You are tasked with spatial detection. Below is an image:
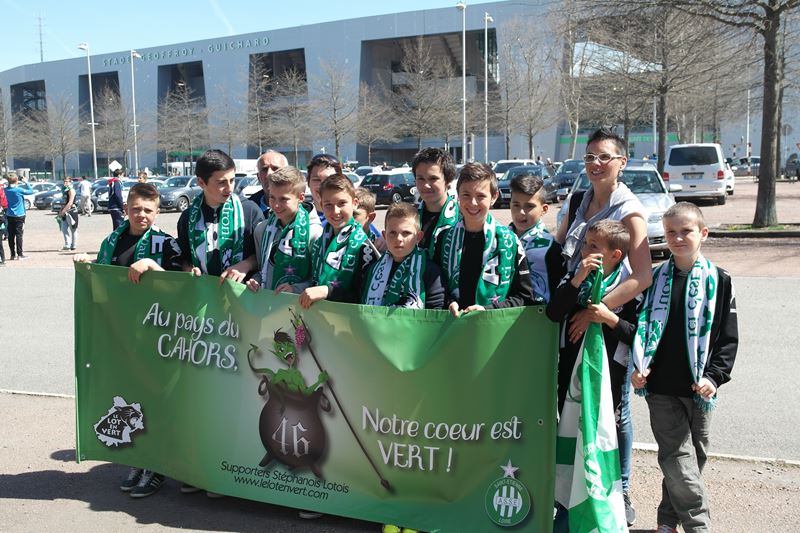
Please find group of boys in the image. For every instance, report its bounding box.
[76,134,737,533]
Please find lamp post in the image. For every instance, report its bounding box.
[130,50,141,175]
[78,42,98,181]
[457,1,467,164]
[484,12,493,164]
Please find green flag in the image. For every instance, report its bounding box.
[555,265,627,532]
[74,263,558,532]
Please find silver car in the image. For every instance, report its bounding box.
[556,165,682,256]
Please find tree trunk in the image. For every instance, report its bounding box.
[569,117,579,160]
[753,7,780,227]
[528,131,534,159]
[657,88,668,174]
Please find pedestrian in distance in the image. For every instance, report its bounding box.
[631,202,738,533]
[79,176,93,216]
[58,176,79,251]
[3,174,34,260]
[108,169,126,230]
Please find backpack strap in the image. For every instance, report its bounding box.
[567,190,586,229]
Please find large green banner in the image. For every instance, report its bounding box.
[74,263,557,532]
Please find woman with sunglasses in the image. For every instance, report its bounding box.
[553,127,651,528]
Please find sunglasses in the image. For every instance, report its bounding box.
[583,153,624,164]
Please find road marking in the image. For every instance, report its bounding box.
[634,442,800,467]
[0,388,74,399]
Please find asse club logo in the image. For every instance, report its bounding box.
[485,460,532,527]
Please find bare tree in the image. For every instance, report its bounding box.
[158,84,209,173]
[14,96,79,178]
[248,59,275,155]
[211,83,245,155]
[269,67,312,166]
[0,90,10,173]
[94,85,133,171]
[392,38,453,150]
[356,81,400,165]
[501,19,560,159]
[310,60,358,161]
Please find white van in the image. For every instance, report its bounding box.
[662,143,727,205]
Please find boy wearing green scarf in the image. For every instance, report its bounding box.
[176,149,264,282]
[246,166,322,293]
[441,162,534,317]
[412,147,459,266]
[299,174,378,308]
[631,203,738,533]
[361,202,445,309]
[545,219,639,526]
[73,182,182,498]
[508,173,564,304]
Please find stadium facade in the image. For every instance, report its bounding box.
[0,0,782,176]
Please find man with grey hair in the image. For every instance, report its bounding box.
[249,150,289,217]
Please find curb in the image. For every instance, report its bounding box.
[633,442,800,467]
[708,229,800,238]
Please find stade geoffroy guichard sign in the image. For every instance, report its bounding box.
[101,35,270,67]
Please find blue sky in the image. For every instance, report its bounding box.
[1,0,468,72]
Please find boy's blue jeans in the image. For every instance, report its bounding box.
[617,361,633,493]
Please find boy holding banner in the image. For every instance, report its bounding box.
[361,202,445,309]
[441,162,534,317]
[631,202,738,533]
[246,166,322,293]
[412,147,459,266]
[547,219,639,527]
[176,149,264,282]
[299,174,379,308]
[73,182,183,498]
[508,173,564,304]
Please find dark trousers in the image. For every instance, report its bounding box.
[7,215,25,256]
[109,209,124,230]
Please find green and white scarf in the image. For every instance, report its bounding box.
[556,265,628,532]
[419,195,459,259]
[631,254,719,411]
[259,208,312,290]
[96,220,168,266]
[442,213,518,306]
[517,220,556,303]
[311,218,369,289]
[362,247,426,308]
[187,193,244,273]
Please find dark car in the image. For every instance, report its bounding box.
[497,165,556,206]
[548,159,585,201]
[360,170,416,205]
[34,189,62,210]
[158,176,202,211]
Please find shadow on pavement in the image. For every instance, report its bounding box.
[0,461,374,532]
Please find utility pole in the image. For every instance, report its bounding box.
[38,15,45,62]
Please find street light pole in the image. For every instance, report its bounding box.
[78,42,98,181]
[130,50,141,175]
[484,12,493,164]
[457,1,467,164]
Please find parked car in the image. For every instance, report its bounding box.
[95,180,139,211]
[360,169,416,205]
[344,172,363,188]
[661,143,728,205]
[354,165,383,178]
[733,156,760,179]
[34,189,62,210]
[158,176,202,211]
[556,165,681,257]
[785,154,800,179]
[28,182,60,209]
[550,159,585,201]
[239,177,262,199]
[497,165,555,207]
[492,159,537,180]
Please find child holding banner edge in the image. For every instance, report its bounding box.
[360,202,445,310]
[299,174,379,308]
[546,219,639,528]
[246,166,322,294]
[441,162,535,317]
[631,202,738,533]
[73,182,183,498]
